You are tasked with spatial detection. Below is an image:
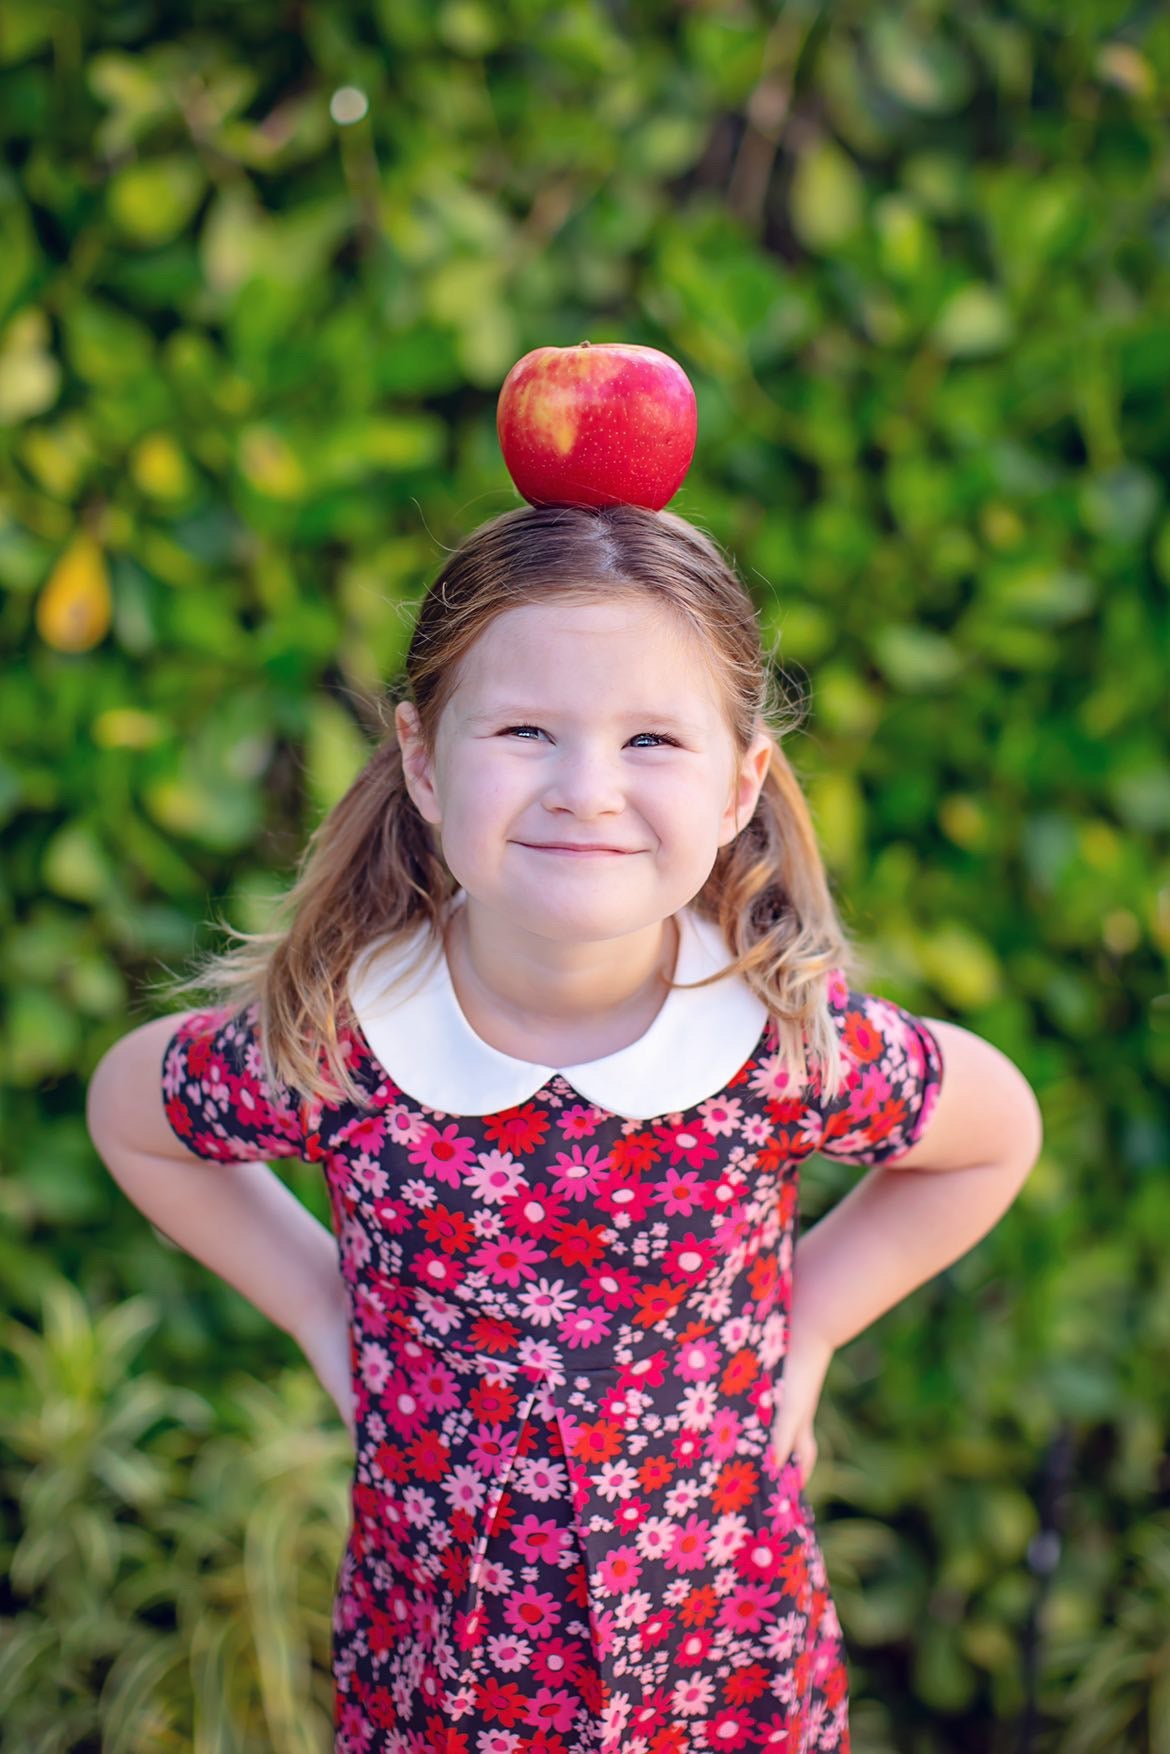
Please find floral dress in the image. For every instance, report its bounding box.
[161,899,944,1754]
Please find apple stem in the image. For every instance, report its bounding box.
[581,340,590,347]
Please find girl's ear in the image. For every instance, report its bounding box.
[720,725,774,845]
[394,701,443,826]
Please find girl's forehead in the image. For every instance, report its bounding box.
[456,610,715,700]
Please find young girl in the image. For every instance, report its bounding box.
[88,502,1042,1754]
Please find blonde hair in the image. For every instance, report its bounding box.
[152,503,862,1113]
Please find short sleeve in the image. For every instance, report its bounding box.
[160,1001,306,1163]
[814,969,945,1165]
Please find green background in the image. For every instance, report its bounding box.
[2,2,1168,1749]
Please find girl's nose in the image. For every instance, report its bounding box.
[540,752,628,814]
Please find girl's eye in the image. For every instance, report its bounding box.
[502,725,677,748]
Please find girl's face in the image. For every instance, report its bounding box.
[396,595,773,941]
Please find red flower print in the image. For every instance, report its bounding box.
[482,1103,552,1156]
[572,1417,623,1466]
[468,1376,519,1423]
[636,1453,675,1492]
[712,1458,759,1513]
[419,1202,476,1254]
[549,1218,608,1270]
[468,1312,522,1354]
[608,1130,663,1172]
[721,1347,761,1397]
[407,1427,451,1480]
[473,1675,528,1726]
[632,1279,687,1327]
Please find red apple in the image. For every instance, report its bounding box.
[496,341,697,511]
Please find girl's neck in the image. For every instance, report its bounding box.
[442,898,681,1067]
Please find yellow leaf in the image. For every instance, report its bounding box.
[35,533,112,653]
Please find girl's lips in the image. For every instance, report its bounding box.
[519,843,631,855]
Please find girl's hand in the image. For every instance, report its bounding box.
[296,1289,356,1445]
[770,1317,835,1491]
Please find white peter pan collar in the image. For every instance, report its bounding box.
[346,889,769,1121]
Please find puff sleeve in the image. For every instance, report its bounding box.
[814,968,945,1165]
[160,1001,307,1162]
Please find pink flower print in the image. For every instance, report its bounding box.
[665,1514,710,1572]
[696,1092,745,1137]
[670,1671,717,1712]
[514,1453,570,1502]
[748,1047,800,1104]
[633,1514,674,1563]
[470,1232,548,1288]
[517,1276,576,1328]
[351,1158,390,1198]
[469,1422,518,1479]
[653,1121,719,1171]
[651,1166,703,1216]
[485,1632,531,1672]
[466,1149,526,1204]
[503,1582,561,1639]
[380,1103,430,1146]
[596,1169,654,1223]
[736,1527,792,1581]
[358,1340,392,1396]
[408,1121,478,1187]
[703,1405,744,1461]
[558,1303,613,1349]
[556,1102,604,1139]
[510,1513,573,1568]
[548,1142,612,1199]
[442,1463,489,1517]
[663,1232,714,1282]
[525,1685,579,1733]
[597,1544,643,1595]
[674,1336,720,1383]
[741,1109,775,1146]
[717,1580,782,1635]
[335,1108,391,1159]
[410,1354,459,1424]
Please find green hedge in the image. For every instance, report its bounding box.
[2,2,1168,1749]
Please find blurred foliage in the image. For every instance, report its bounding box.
[1,0,1168,1749]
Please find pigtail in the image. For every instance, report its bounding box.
[150,715,454,1115]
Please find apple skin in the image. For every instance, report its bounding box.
[497,341,697,511]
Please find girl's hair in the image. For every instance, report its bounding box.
[152,503,862,1114]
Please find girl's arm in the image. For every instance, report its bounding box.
[86,1012,344,1361]
[791,1018,1044,1353]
